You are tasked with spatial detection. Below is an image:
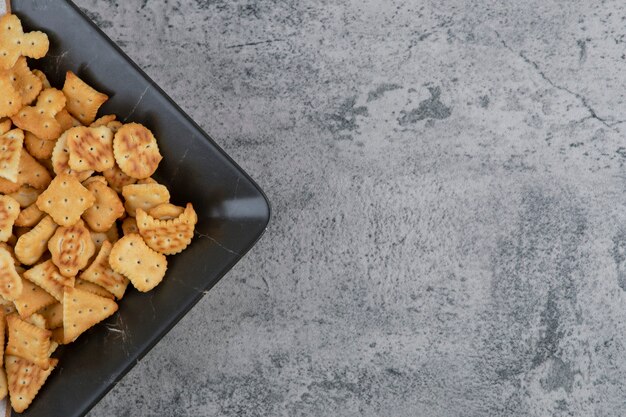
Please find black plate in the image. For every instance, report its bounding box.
[9,1,270,416]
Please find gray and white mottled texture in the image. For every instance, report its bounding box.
[71,0,626,416]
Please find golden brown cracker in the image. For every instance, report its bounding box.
[82,175,107,187]
[121,183,170,217]
[0,117,11,134]
[90,223,119,253]
[90,114,116,127]
[0,247,23,301]
[0,57,42,106]
[17,148,52,190]
[11,88,66,140]
[113,123,162,179]
[80,240,129,299]
[74,278,115,300]
[67,125,115,172]
[136,203,197,255]
[14,215,58,266]
[51,131,94,181]
[109,234,167,292]
[0,76,21,118]
[82,181,124,232]
[0,195,19,242]
[62,71,108,125]
[54,107,81,132]
[14,203,45,227]
[5,314,51,370]
[0,296,17,316]
[25,313,46,329]
[36,173,95,227]
[102,163,136,193]
[8,185,40,208]
[23,131,55,160]
[6,355,57,413]
[0,14,49,70]
[121,217,138,236]
[31,69,50,89]
[14,277,58,319]
[23,260,74,302]
[0,243,18,267]
[36,303,62,329]
[147,203,185,220]
[48,220,95,277]
[0,128,23,182]
[63,285,118,343]
[107,120,123,133]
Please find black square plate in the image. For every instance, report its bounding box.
[9,1,270,416]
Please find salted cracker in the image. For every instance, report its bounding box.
[136,203,197,255]
[63,286,118,343]
[0,195,20,242]
[0,14,49,70]
[14,277,57,319]
[113,123,162,179]
[24,131,56,160]
[51,132,94,181]
[6,314,52,370]
[109,234,167,292]
[0,57,42,106]
[0,128,24,182]
[36,173,96,227]
[0,247,23,301]
[24,260,74,302]
[8,185,40,208]
[67,125,115,172]
[36,302,63,329]
[121,182,170,217]
[14,203,45,227]
[6,355,57,413]
[11,88,66,140]
[62,71,108,125]
[80,240,129,299]
[14,215,58,266]
[102,163,136,192]
[82,180,124,232]
[74,278,115,300]
[48,220,95,277]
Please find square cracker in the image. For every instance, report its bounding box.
[6,314,52,370]
[36,173,95,227]
[121,183,170,217]
[109,234,167,292]
[0,57,43,106]
[67,125,115,172]
[62,71,108,125]
[14,276,57,319]
[0,128,24,182]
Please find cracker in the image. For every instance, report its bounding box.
[9,185,40,208]
[32,69,50,89]
[48,220,95,277]
[0,243,18,266]
[0,247,23,301]
[102,163,136,193]
[0,195,20,242]
[0,128,23,182]
[24,260,74,302]
[55,108,81,132]
[107,120,123,133]
[121,217,138,236]
[6,355,57,413]
[0,367,6,402]
[0,117,11,134]
[121,183,170,217]
[17,148,52,189]
[74,279,115,300]
[24,131,55,160]
[82,181,124,232]
[82,175,107,187]
[11,88,66,140]
[90,114,116,127]
[62,71,108,125]
[147,203,185,220]
[109,234,167,292]
[51,132,94,181]
[0,177,20,194]
[37,303,63,329]
[0,14,49,70]
[80,240,129,299]
[14,215,58,266]
[137,177,158,185]
[14,278,57,319]
[36,173,95,227]
[6,314,51,370]
[63,286,118,343]
[0,76,21,117]
[113,123,162,179]
[0,296,17,316]
[90,223,119,253]
[25,313,46,329]
[136,203,197,255]
[14,203,45,227]
[1,57,42,106]
[67,125,115,172]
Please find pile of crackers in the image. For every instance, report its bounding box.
[0,13,197,412]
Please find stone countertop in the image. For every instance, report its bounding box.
[72,1,626,416]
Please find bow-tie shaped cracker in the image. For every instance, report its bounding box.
[11,88,66,140]
[0,14,49,70]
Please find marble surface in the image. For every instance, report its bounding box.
[59,0,626,416]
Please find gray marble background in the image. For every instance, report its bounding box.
[66,0,626,416]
